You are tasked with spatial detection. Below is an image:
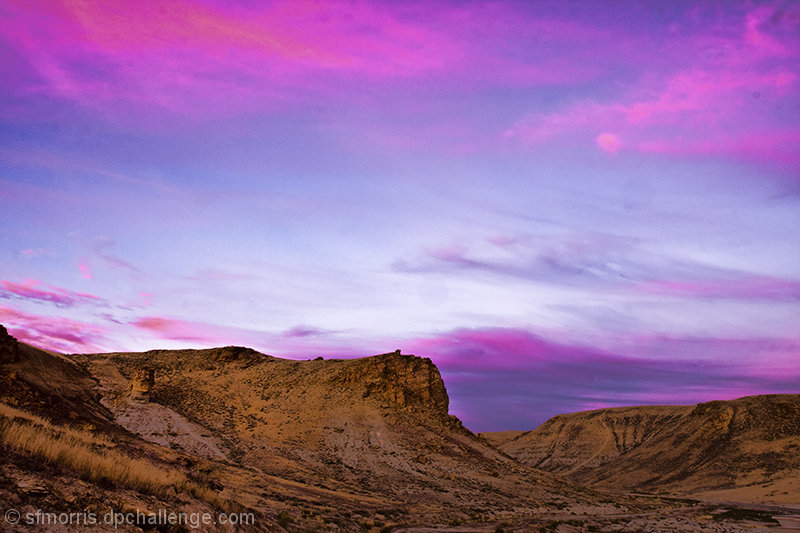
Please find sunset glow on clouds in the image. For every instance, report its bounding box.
[1,0,799,431]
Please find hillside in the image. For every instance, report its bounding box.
[2,323,795,531]
[483,395,800,504]
[72,345,593,524]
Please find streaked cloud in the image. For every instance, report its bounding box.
[130,316,219,343]
[394,233,800,302]
[0,279,103,308]
[503,3,800,169]
[409,327,800,431]
[0,307,109,353]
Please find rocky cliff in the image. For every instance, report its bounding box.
[340,351,450,414]
[0,324,20,364]
[0,325,110,427]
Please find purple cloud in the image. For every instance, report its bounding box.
[639,277,800,301]
[395,233,800,302]
[407,327,800,432]
[503,3,800,170]
[0,306,110,353]
[130,316,219,343]
[0,279,103,308]
[282,325,326,338]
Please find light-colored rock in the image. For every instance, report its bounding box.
[125,367,154,403]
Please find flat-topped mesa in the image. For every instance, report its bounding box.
[0,324,20,364]
[340,351,449,415]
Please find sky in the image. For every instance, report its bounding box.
[1,0,799,432]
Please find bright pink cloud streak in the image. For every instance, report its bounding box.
[131,316,221,343]
[640,277,800,301]
[0,0,606,121]
[0,279,102,307]
[504,5,800,169]
[0,0,456,116]
[406,327,800,431]
[0,306,109,353]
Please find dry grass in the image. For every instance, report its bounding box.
[0,403,225,508]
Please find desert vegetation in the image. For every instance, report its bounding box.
[0,402,225,509]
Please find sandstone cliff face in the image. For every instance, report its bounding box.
[0,324,20,364]
[340,351,449,414]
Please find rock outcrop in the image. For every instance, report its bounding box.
[341,351,450,414]
[125,367,154,403]
[0,324,20,364]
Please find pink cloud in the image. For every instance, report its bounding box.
[0,0,610,123]
[596,132,622,154]
[88,238,142,277]
[78,258,92,279]
[282,325,326,339]
[504,4,800,169]
[0,0,458,117]
[0,279,103,307]
[405,327,800,431]
[0,306,109,353]
[130,316,217,342]
[639,276,800,301]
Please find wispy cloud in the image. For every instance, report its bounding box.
[19,248,52,259]
[0,0,461,118]
[88,237,142,278]
[640,276,800,301]
[282,325,327,338]
[130,316,218,343]
[0,1,621,126]
[78,258,92,280]
[0,279,103,307]
[0,306,110,353]
[394,233,800,302]
[503,4,800,169]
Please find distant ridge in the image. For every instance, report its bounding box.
[481,394,800,504]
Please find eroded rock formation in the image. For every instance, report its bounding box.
[341,351,449,414]
[126,367,155,403]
